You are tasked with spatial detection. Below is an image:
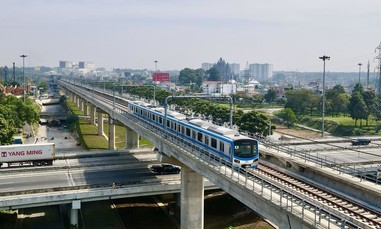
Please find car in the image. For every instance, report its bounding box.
[12,136,23,144]
[351,138,371,146]
[150,164,181,175]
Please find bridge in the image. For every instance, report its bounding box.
[9,79,378,229]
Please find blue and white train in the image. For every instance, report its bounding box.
[127,101,259,168]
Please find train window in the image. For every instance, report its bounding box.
[186,128,191,137]
[234,140,256,158]
[152,114,155,121]
[220,142,225,152]
[192,130,196,139]
[197,132,203,142]
[172,122,176,130]
[181,126,185,134]
[211,138,217,149]
[159,117,162,124]
[177,124,181,132]
[167,120,170,128]
[205,136,209,145]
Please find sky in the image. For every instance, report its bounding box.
[1,0,380,72]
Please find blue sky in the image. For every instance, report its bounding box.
[1,0,380,72]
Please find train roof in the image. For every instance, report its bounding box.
[152,107,187,120]
[188,118,238,136]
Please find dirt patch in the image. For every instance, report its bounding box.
[275,125,322,139]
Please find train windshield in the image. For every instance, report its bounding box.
[233,139,258,158]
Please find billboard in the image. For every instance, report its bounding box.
[152,73,170,82]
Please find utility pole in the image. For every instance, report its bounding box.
[375,42,381,96]
[367,60,370,90]
[154,60,158,72]
[358,63,362,85]
[20,54,27,103]
[319,55,330,137]
[12,63,15,83]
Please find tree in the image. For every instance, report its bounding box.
[352,83,364,95]
[0,113,15,144]
[279,108,297,127]
[213,58,232,81]
[348,92,368,127]
[264,89,277,103]
[361,90,377,126]
[206,67,221,81]
[194,68,205,87]
[178,68,196,85]
[332,85,345,94]
[285,90,319,116]
[237,111,271,136]
[37,81,49,93]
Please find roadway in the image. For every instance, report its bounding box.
[0,153,171,194]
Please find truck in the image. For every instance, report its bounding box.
[351,138,371,146]
[0,143,55,168]
[149,164,181,175]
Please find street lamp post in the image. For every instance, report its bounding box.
[319,55,330,137]
[358,63,362,85]
[20,54,27,103]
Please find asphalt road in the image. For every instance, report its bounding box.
[0,154,168,193]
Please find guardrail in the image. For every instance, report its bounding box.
[256,135,381,184]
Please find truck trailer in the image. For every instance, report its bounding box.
[0,143,55,167]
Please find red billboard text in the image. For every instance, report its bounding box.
[152,73,170,82]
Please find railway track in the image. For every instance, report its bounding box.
[254,163,381,228]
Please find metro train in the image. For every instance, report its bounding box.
[127,101,259,168]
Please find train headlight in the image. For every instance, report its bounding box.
[234,159,240,163]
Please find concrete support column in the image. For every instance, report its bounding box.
[76,97,80,107]
[90,105,96,125]
[97,112,104,136]
[83,102,88,116]
[79,99,84,112]
[108,117,116,150]
[70,200,81,228]
[181,165,204,229]
[72,94,76,103]
[125,126,139,149]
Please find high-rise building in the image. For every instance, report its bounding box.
[249,63,273,81]
[228,63,240,75]
[79,61,95,70]
[201,63,214,71]
[59,61,74,69]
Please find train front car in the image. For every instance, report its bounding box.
[232,136,259,168]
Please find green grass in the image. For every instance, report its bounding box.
[66,99,153,150]
[299,114,381,136]
[312,115,379,127]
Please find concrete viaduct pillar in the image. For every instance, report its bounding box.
[76,97,80,107]
[90,104,96,125]
[83,101,88,116]
[72,94,76,103]
[70,200,81,228]
[125,126,139,149]
[97,112,104,136]
[79,99,84,112]
[181,165,204,229]
[108,117,116,150]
